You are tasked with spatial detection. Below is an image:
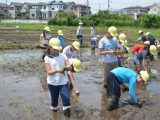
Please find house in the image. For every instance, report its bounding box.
[41,0,66,19]
[121,6,149,19]
[8,2,22,19]
[148,3,160,15]
[73,4,91,17]
[30,2,45,19]
[64,2,91,17]
[0,3,9,17]
[64,2,75,13]
[20,2,33,19]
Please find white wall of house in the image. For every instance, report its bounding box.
[148,6,160,15]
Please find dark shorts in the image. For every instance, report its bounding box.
[77,35,83,39]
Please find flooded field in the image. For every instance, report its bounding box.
[0,48,160,120]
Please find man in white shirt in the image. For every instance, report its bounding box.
[76,22,83,45]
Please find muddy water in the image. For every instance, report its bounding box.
[0,48,160,120]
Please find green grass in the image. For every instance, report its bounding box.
[1,22,160,49]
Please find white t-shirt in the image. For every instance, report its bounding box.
[63,46,77,58]
[76,26,82,35]
[44,53,68,85]
[40,33,51,47]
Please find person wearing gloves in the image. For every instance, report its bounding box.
[44,38,71,117]
[57,30,65,50]
[106,67,150,111]
[66,58,81,95]
[63,41,80,58]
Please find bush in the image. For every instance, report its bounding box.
[139,14,160,28]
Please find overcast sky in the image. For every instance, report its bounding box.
[1,0,159,13]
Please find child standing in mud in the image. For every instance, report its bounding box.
[63,41,80,58]
[106,67,149,111]
[90,35,98,55]
[67,58,81,95]
[40,26,51,60]
[44,38,71,117]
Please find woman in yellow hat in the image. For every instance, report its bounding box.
[44,38,71,117]
[40,26,51,60]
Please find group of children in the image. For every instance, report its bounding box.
[39,25,159,117]
[98,26,159,111]
[40,26,82,117]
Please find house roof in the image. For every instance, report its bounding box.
[151,3,160,8]
[47,0,66,5]
[22,2,34,6]
[10,2,22,7]
[65,2,75,6]
[32,2,45,6]
[0,3,8,7]
[74,4,90,8]
[123,6,144,9]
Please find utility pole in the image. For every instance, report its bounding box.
[87,0,89,7]
[99,3,100,12]
[107,0,110,11]
[6,0,7,4]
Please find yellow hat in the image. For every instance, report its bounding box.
[157,45,160,50]
[146,32,150,36]
[79,22,83,25]
[72,41,80,50]
[73,59,81,72]
[44,26,50,32]
[108,26,118,37]
[49,38,62,51]
[57,30,63,35]
[140,71,149,83]
[150,45,157,55]
[143,41,150,45]
[138,30,143,34]
[119,33,126,41]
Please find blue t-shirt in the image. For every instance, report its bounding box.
[99,37,118,63]
[111,67,138,102]
[91,37,97,45]
[136,50,147,59]
[58,36,65,50]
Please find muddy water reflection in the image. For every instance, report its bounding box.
[1,48,160,120]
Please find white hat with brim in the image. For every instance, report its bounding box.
[146,32,150,36]
[140,71,149,83]
[138,30,143,35]
[79,22,83,25]
[44,27,50,32]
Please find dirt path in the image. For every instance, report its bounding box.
[0,48,160,120]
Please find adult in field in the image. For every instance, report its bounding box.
[76,22,83,45]
[98,26,119,88]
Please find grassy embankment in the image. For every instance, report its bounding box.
[0,22,160,49]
